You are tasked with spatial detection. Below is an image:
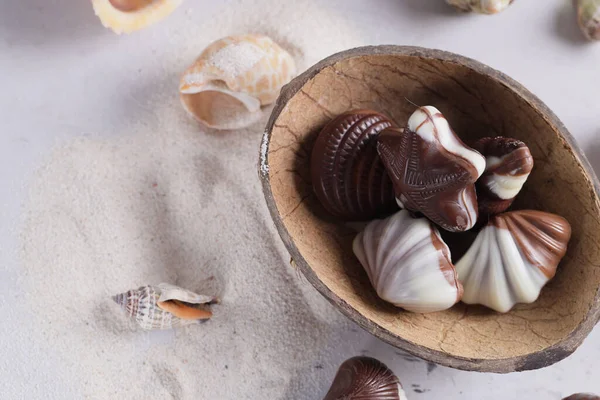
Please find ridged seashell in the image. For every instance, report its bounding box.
[472,136,534,216]
[311,110,398,220]
[112,283,216,330]
[92,0,183,34]
[456,210,571,313]
[353,210,463,313]
[323,357,407,400]
[564,394,600,400]
[577,0,600,40]
[179,34,296,130]
[446,0,515,14]
[377,106,486,232]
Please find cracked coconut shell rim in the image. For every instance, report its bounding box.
[259,46,600,373]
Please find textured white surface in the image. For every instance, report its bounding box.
[1,0,600,399]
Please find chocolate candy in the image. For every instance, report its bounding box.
[377,106,486,232]
[311,110,397,220]
[323,357,405,400]
[455,210,571,312]
[472,136,534,217]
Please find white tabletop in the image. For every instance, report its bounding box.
[1,0,599,398]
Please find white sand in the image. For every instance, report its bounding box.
[18,0,368,398]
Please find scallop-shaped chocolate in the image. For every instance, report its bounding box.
[311,110,398,220]
[564,394,600,400]
[473,136,534,216]
[323,357,407,400]
[456,210,571,312]
[377,106,486,232]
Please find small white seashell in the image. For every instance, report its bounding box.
[446,0,514,14]
[112,283,216,330]
[455,210,571,313]
[92,0,183,34]
[353,210,463,313]
[577,0,600,40]
[179,34,296,130]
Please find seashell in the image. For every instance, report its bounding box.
[377,106,486,232]
[310,110,398,220]
[456,210,571,313]
[323,357,407,400]
[564,394,600,400]
[577,0,600,40]
[179,34,296,130]
[472,136,534,217]
[446,0,515,14]
[112,283,216,330]
[92,0,183,34]
[353,209,463,313]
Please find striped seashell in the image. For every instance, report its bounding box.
[323,357,407,400]
[179,34,296,130]
[446,0,514,14]
[112,283,216,330]
[92,0,184,34]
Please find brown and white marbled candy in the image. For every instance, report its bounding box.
[353,210,463,313]
[473,137,534,216]
[377,106,485,232]
[323,357,407,400]
[563,394,600,400]
[456,210,571,313]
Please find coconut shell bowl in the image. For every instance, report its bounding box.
[259,46,600,373]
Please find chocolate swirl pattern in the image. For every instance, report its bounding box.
[323,357,407,400]
[456,210,572,313]
[473,137,534,216]
[377,106,485,232]
[311,110,397,220]
[353,210,463,313]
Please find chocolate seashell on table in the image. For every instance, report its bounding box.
[260,45,600,372]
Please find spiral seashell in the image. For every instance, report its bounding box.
[92,0,183,34]
[563,394,600,400]
[377,106,485,232]
[446,0,515,14]
[112,283,216,330]
[472,136,534,217]
[311,110,398,220]
[577,0,600,40]
[353,210,463,313]
[456,210,571,313]
[179,34,296,130]
[323,357,407,400]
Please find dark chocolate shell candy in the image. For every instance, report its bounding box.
[323,357,406,400]
[311,110,397,220]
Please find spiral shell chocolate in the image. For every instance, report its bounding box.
[473,136,534,216]
[92,0,183,34]
[311,110,398,220]
[456,210,571,312]
[323,357,407,400]
[112,283,216,330]
[377,106,485,232]
[179,34,296,130]
[353,210,463,313]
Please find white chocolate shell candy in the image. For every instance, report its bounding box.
[456,210,571,313]
[577,0,600,40]
[353,210,463,313]
[92,0,183,34]
[112,283,216,330]
[179,34,296,130]
[447,0,514,14]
